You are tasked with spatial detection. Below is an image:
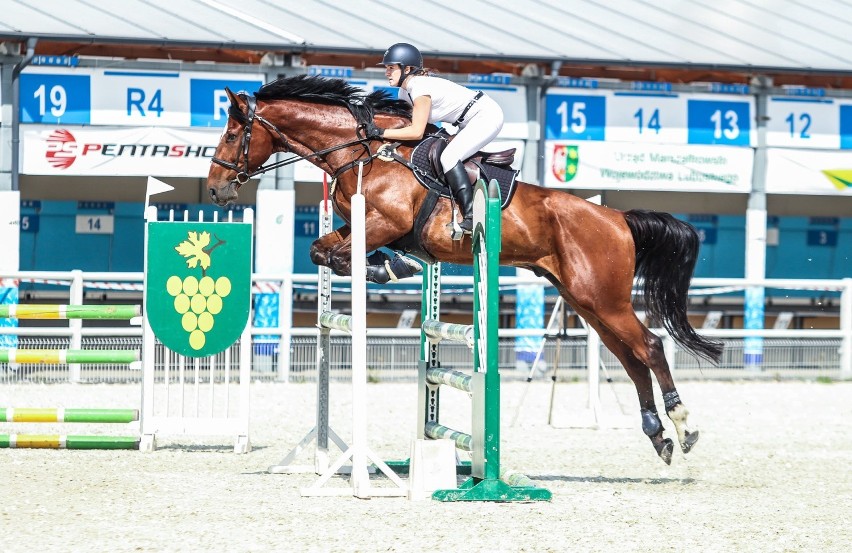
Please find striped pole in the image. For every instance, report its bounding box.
[421,320,475,348]
[0,304,141,320]
[0,349,140,364]
[0,408,138,423]
[424,421,473,451]
[0,434,139,449]
[318,312,353,333]
[425,367,472,393]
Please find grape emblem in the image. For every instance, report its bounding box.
[167,232,232,351]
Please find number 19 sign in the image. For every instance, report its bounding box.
[545,89,754,147]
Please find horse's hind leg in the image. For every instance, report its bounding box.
[590,321,674,463]
[661,389,699,455]
[623,323,700,455]
[587,314,698,462]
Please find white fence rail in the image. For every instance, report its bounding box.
[1,271,850,383]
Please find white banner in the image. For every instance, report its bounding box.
[544,140,753,192]
[765,148,852,195]
[21,125,222,177]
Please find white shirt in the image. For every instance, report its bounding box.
[402,75,479,125]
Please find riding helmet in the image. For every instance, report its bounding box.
[379,43,423,70]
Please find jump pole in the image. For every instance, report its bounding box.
[0,349,140,364]
[300,163,407,498]
[0,303,143,382]
[0,408,140,450]
[0,435,139,449]
[0,408,138,423]
[0,305,141,320]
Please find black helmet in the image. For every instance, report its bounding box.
[379,43,423,70]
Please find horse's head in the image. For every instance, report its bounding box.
[207,88,276,207]
[207,76,415,206]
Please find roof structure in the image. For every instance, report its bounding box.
[2,0,852,84]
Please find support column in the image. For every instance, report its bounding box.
[744,76,771,371]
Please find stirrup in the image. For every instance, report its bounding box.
[447,200,473,238]
[449,211,467,240]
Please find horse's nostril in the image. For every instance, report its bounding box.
[209,188,217,200]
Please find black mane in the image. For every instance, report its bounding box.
[256,74,412,120]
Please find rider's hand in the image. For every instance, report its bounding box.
[364,122,385,140]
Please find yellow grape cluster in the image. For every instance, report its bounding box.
[166,275,232,350]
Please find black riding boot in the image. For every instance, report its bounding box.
[444,161,474,233]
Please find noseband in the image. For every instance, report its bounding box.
[211,93,378,184]
[210,95,260,184]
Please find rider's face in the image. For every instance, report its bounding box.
[385,65,404,86]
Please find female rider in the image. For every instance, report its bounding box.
[365,43,504,233]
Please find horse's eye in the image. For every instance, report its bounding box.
[225,133,237,143]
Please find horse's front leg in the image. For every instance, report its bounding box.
[313,213,417,282]
[310,225,351,275]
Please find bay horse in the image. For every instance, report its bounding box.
[207,75,722,465]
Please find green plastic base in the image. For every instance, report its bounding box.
[384,458,472,476]
[431,478,552,502]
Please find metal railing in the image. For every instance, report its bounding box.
[1,332,845,384]
[1,270,850,384]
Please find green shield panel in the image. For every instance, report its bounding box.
[146,221,252,358]
[551,144,579,183]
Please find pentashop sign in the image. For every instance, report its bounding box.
[21,125,222,177]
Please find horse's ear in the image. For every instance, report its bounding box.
[225,87,242,107]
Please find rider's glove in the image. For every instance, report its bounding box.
[364,122,384,140]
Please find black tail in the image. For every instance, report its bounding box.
[624,210,723,364]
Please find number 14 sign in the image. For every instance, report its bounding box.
[545,89,755,147]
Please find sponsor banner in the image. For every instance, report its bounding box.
[544,140,753,192]
[21,125,221,177]
[0,278,18,349]
[765,148,852,195]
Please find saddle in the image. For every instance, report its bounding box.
[408,133,519,210]
[382,132,520,262]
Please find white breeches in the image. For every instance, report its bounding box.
[439,96,504,172]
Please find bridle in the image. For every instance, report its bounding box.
[211,93,377,184]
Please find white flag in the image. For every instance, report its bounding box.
[145,176,175,210]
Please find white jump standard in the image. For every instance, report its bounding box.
[298,163,408,498]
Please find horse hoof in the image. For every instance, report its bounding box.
[656,438,674,465]
[681,430,699,454]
